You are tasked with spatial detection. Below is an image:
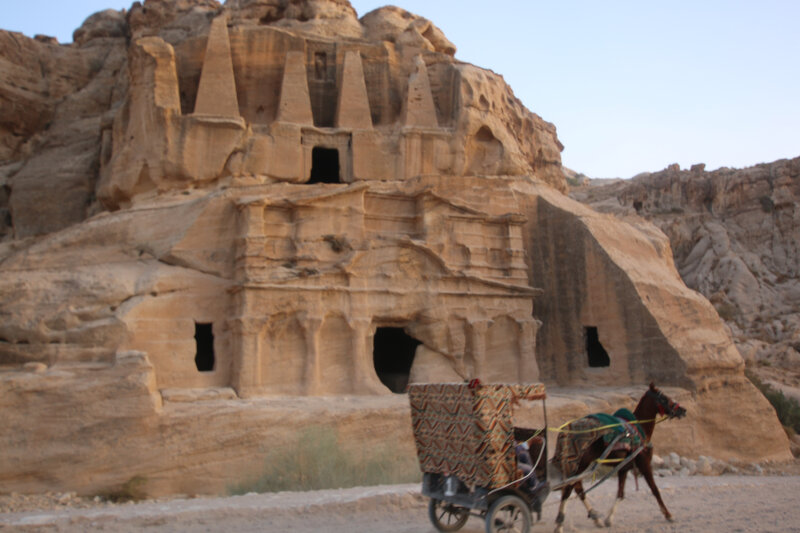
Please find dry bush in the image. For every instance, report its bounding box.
[747,370,800,434]
[229,425,420,494]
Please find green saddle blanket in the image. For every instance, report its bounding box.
[588,408,644,448]
[552,409,644,478]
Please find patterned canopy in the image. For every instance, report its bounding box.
[408,382,546,488]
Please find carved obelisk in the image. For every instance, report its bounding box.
[335,51,372,129]
[193,15,240,117]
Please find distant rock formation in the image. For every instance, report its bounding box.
[572,157,800,395]
[0,0,790,497]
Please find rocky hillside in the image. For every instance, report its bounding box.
[572,157,800,398]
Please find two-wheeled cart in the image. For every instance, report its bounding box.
[408,382,550,533]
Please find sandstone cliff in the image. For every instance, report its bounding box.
[572,158,800,398]
[0,0,565,242]
[0,0,790,497]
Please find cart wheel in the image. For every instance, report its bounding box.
[428,498,470,532]
[485,495,531,533]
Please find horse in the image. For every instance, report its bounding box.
[551,383,686,532]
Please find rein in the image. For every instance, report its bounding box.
[548,416,666,435]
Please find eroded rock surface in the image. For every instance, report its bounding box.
[0,0,790,497]
[572,158,800,393]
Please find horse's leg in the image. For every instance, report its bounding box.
[574,481,604,528]
[554,485,573,533]
[638,454,673,521]
[604,468,628,527]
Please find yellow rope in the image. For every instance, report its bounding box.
[546,415,667,435]
[529,428,544,438]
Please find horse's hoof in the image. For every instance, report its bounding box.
[604,518,613,528]
[665,514,674,523]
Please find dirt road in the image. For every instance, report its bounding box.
[2,475,799,532]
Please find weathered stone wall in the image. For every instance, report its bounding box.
[526,193,687,388]
[523,184,745,390]
[519,182,790,462]
[0,30,127,237]
[573,158,800,395]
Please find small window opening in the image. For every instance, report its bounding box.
[585,326,610,367]
[194,322,215,372]
[373,327,421,393]
[308,147,340,184]
[0,208,11,231]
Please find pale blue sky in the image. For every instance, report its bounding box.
[3,0,798,178]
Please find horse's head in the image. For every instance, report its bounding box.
[646,382,686,419]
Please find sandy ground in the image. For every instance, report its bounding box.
[1,475,799,533]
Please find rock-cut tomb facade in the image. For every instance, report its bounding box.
[102,14,543,396]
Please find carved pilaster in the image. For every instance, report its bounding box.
[302,317,323,395]
[517,319,541,382]
[235,202,265,283]
[350,319,389,394]
[468,320,490,381]
[231,317,264,395]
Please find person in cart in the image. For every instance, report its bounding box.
[510,392,545,494]
[515,434,542,493]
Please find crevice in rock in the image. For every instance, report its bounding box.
[156,254,228,280]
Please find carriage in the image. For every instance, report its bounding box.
[408,381,551,533]
[408,381,686,532]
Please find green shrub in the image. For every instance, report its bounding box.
[714,302,738,321]
[100,475,148,502]
[758,195,775,213]
[229,425,421,494]
[746,371,800,434]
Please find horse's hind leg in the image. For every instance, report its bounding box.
[574,481,604,528]
[604,469,628,527]
[554,485,573,533]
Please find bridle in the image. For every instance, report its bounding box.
[646,388,685,418]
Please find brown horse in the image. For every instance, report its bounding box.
[552,383,686,532]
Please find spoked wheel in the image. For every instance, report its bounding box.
[428,498,470,532]
[485,495,531,533]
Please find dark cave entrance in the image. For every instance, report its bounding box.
[373,327,421,393]
[194,322,215,372]
[308,147,341,184]
[585,326,610,368]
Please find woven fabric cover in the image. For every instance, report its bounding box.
[408,382,546,488]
